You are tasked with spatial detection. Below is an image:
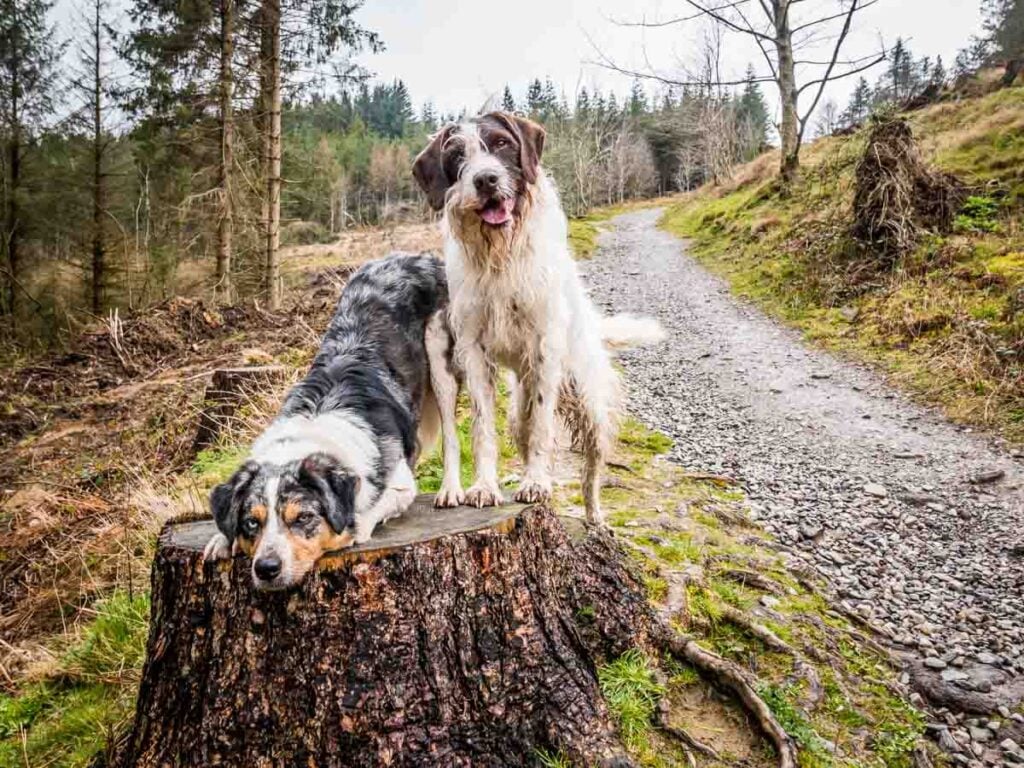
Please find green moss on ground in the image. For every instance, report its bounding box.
[661,85,1024,442]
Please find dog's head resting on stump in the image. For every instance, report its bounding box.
[210,452,359,590]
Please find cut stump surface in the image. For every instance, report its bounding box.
[118,496,650,768]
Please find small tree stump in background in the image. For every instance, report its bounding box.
[192,366,288,454]
[117,497,654,767]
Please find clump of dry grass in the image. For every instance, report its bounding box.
[852,114,966,262]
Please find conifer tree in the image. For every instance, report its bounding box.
[0,0,61,322]
[501,84,515,113]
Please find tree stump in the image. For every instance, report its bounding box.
[117,497,656,768]
[192,366,288,454]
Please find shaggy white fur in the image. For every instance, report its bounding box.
[440,120,662,522]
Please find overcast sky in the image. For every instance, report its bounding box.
[352,0,985,122]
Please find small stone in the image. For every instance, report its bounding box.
[799,524,824,540]
[864,482,888,497]
[942,668,969,682]
[970,727,994,744]
[1003,739,1021,753]
[938,728,961,752]
[976,652,1001,666]
[760,595,781,609]
[925,657,948,670]
[970,469,1005,485]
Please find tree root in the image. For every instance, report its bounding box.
[714,567,786,595]
[653,622,799,768]
[719,605,824,708]
[653,703,721,763]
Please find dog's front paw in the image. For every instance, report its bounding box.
[464,482,503,508]
[434,484,466,509]
[203,532,232,562]
[514,479,552,505]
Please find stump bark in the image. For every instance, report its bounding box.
[118,498,656,768]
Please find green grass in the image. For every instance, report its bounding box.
[535,748,573,768]
[0,591,150,767]
[191,445,248,486]
[568,217,603,259]
[598,650,666,751]
[758,684,833,767]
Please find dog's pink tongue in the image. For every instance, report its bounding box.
[481,199,513,226]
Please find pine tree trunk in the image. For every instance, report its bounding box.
[4,20,21,324]
[261,0,282,310]
[116,500,648,768]
[91,0,105,315]
[216,0,235,304]
[774,1,800,187]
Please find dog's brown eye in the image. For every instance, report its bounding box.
[494,139,508,149]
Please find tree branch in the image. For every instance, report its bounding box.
[796,0,886,144]
[790,0,879,34]
[608,1,751,28]
[680,0,775,41]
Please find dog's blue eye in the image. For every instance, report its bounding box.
[241,518,260,537]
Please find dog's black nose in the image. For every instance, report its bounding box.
[474,172,500,192]
[254,555,282,581]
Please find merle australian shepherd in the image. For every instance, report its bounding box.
[203,254,464,590]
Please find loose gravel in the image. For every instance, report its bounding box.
[583,209,1024,732]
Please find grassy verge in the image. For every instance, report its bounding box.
[661,85,1024,441]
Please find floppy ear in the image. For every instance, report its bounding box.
[493,112,546,184]
[299,453,360,534]
[413,125,454,211]
[210,461,259,540]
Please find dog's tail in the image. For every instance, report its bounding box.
[601,314,666,351]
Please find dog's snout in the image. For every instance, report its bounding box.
[474,172,500,193]
[254,555,282,581]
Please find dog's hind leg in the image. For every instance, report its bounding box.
[564,344,622,524]
[425,311,465,508]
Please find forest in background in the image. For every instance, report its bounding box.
[1,0,1019,350]
[0,0,775,350]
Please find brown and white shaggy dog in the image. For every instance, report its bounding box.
[413,112,662,522]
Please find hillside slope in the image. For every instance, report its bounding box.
[663,81,1024,441]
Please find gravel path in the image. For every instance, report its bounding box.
[584,208,1024,725]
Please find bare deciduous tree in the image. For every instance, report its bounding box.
[596,0,887,186]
